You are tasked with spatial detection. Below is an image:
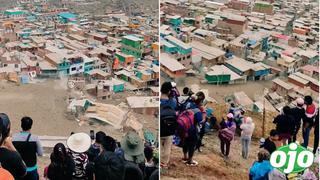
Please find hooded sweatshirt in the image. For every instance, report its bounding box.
[249,160,273,180]
[240,118,255,137]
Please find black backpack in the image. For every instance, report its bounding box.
[12,133,37,167]
[160,104,177,137]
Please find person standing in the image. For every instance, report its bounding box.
[240,117,255,159]
[218,113,236,158]
[192,92,206,153]
[273,106,295,145]
[289,98,305,142]
[313,109,319,154]
[12,117,43,180]
[160,82,177,168]
[249,149,273,180]
[302,96,317,148]
[0,113,27,179]
[87,131,106,162]
[92,135,125,180]
[260,129,281,154]
[66,132,91,180]
[47,143,75,180]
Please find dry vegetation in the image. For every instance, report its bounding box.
[161,104,317,180]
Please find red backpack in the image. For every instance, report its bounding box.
[176,110,196,139]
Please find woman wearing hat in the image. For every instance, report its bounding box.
[218,113,236,158]
[0,113,27,179]
[66,132,91,180]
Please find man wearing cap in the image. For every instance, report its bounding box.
[12,117,43,180]
[0,113,27,179]
[289,98,305,143]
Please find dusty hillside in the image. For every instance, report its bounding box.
[161,105,318,180]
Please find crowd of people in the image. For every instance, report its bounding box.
[160,81,319,179]
[0,113,159,180]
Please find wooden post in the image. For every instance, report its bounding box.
[262,97,265,137]
[262,88,269,137]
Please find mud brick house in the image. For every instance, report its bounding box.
[126,96,159,115]
[216,14,248,36]
[190,41,225,66]
[272,78,294,96]
[160,53,185,79]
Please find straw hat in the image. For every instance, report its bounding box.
[67,133,91,153]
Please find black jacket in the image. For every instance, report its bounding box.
[273,114,295,134]
[93,151,125,180]
[289,107,305,126]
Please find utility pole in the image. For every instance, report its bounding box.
[262,88,269,137]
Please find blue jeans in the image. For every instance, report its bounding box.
[241,136,251,159]
[303,127,311,148]
[24,169,39,180]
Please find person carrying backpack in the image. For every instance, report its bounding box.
[177,87,193,112]
[191,92,206,153]
[12,117,43,180]
[177,109,198,166]
[160,82,177,168]
[218,113,236,158]
[302,96,317,148]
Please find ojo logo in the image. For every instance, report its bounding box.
[270,143,314,174]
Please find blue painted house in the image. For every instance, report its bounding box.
[58,12,77,23]
[161,39,177,54]
[164,35,192,55]
[83,56,95,73]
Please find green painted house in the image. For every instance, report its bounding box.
[58,58,71,75]
[169,15,182,26]
[165,35,192,55]
[161,39,178,54]
[183,18,195,26]
[4,9,26,18]
[121,35,144,58]
[205,72,231,84]
[205,14,218,24]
